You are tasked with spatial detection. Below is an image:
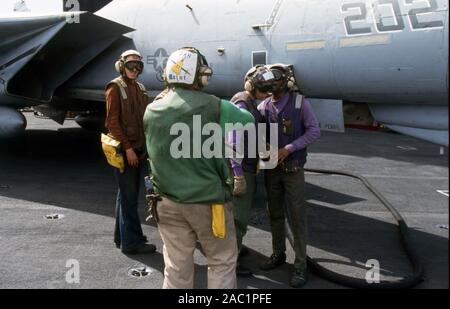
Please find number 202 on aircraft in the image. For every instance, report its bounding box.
[342,0,444,35]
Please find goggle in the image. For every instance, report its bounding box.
[270,69,284,81]
[124,61,144,73]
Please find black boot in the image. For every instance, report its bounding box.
[290,269,307,288]
[259,253,286,270]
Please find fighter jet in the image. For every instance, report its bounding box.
[0,0,448,145]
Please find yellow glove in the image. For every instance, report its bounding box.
[211,204,226,238]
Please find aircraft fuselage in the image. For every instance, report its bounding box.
[96,0,448,105]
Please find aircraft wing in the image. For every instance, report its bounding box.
[0,11,133,109]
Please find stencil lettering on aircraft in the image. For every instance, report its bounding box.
[342,0,444,36]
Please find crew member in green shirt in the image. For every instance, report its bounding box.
[143,47,254,289]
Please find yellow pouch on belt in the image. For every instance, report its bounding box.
[101,133,125,173]
[211,204,226,239]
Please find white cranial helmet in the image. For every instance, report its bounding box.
[164,47,212,88]
[115,50,143,73]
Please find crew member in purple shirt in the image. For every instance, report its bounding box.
[228,65,275,276]
[257,64,320,288]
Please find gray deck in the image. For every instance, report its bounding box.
[0,112,447,289]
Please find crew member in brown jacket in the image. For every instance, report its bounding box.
[105,49,156,254]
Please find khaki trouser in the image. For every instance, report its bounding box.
[157,197,238,289]
[232,171,256,251]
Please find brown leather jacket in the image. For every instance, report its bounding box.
[105,76,149,154]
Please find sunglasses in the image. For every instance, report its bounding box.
[124,61,144,73]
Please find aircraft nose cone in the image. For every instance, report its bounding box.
[0,107,27,139]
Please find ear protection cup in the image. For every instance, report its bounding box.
[287,76,295,90]
[287,69,299,90]
[197,64,213,87]
[285,65,296,90]
[115,60,123,73]
[244,80,254,92]
[243,65,263,93]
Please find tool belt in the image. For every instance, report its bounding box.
[279,159,302,173]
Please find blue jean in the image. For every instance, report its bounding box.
[113,160,148,252]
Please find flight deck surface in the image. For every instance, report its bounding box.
[0,113,447,289]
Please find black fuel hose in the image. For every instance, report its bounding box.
[283,168,425,289]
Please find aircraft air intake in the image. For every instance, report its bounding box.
[0,12,133,108]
